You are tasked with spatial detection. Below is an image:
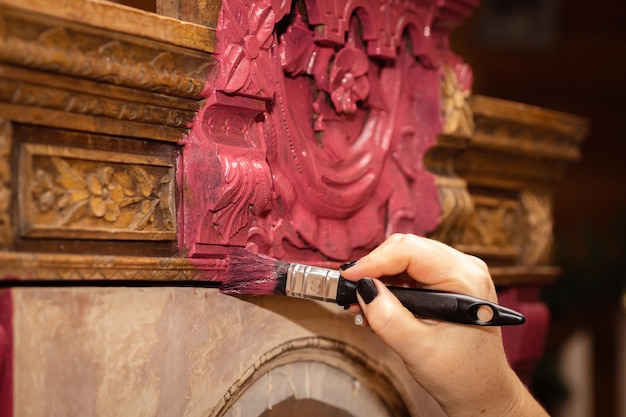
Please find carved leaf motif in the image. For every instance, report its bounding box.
[208,156,271,240]
[130,166,155,198]
[51,157,85,191]
[58,199,88,226]
[249,4,275,50]
[220,44,250,93]
[158,179,175,231]
[216,0,277,97]
[279,24,316,75]
[129,199,159,230]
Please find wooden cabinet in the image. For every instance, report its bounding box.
[0,0,586,416]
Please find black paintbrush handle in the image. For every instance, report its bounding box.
[336,278,525,326]
[387,286,525,326]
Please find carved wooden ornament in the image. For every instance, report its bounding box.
[181,0,476,261]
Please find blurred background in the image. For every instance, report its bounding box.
[451,1,626,416]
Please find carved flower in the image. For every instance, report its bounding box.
[86,166,125,222]
[329,45,370,114]
[217,0,276,96]
[441,65,474,136]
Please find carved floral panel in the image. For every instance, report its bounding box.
[19,143,176,240]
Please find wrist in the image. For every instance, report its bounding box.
[441,367,546,417]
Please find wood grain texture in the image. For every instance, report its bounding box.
[0,0,215,52]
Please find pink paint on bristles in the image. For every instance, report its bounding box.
[220,248,288,295]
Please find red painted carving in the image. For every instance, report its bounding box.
[181,0,477,261]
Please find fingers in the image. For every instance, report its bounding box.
[341,234,495,300]
[354,277,428,358]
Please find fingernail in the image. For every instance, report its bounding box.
[339,260,358,271]
[356,278,378,304]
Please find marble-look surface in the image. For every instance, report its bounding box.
[12,287,444,416]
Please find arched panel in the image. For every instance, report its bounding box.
[210,337,412,417]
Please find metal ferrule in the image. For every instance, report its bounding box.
[285,263,340,302]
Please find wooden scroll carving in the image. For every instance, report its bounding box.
[183,0,479,261]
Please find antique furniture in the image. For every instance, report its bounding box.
[0,0,586,415]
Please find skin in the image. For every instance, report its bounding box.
[340,233,549,417]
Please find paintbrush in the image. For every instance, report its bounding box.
[220,248,526,326]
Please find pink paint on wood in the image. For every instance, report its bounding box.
[180,0,478,262]
[0,289,12,417]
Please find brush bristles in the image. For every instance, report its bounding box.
[220,247,288,295]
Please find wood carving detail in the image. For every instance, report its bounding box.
[0,10,211,99]
[520,191,553,265]
[428,62,474,246]
[441,64,474,137]
[0,120,10,250]
[181,0,476,260]
[458,194,521,257]
[0,75,197,129]
[20,144,176,240]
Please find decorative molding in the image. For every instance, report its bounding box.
[461,95,588,188]
[0,120,10,250]
[209,337,411,417]
[448,95,587,264]
[0,75,197,129]
[0,252,223,281]
[19,143,176,241]
[0,249,560,285]
[0,7,212,99]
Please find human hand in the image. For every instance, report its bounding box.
[340,234,548,417]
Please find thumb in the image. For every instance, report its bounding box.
[356,278,425,358]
